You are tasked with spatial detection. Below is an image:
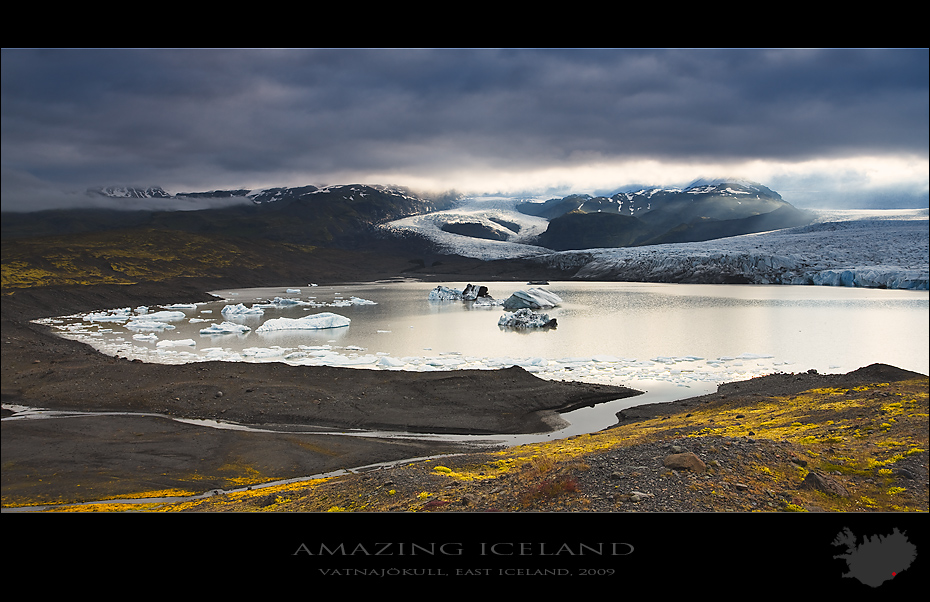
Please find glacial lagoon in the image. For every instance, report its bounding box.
[40,280,929,404]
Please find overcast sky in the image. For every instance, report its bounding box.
[2,48,927,212]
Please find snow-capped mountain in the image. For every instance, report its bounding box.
[518,178,787,221]
[89,183,446,207]
[88,186,173,199]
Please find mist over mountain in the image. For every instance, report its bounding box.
[2,184,459,246]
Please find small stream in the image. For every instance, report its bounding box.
[1,379,706,512]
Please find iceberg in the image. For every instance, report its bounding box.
[132,333,159,342]
[255,312,351,332]
[221,303,265,316]
[199,321,252,335]
[84,308,133,322]
[136,310,187,322]
[124,320,176,331]
[156,339,196,347]
[501,287,563,310]
[462,283,492,301]
[498,308,558,329]
[377,356,407,368]
[123,309,187,331]
[428,286,464,300]
[428,283,499,304]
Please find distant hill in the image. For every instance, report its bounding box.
[525,179,815,251]
[2,184,458,246]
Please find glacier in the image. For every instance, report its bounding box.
[554,217,928,290]
[384,201,928,290]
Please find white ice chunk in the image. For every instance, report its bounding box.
[254,297,309,308]
[124,320,176,331]
[135,310,187,322]
[84,308,133,322]
[428,286,463,300]
[221,303,265,316]
[200,321,252,335]
[498,308,557,328]
[156,339,196,347]
[255,312,351,332]
[377,356,407,367]
[501,287,563,310]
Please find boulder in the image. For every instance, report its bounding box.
[663,452,707,472]
[799,471,849,497]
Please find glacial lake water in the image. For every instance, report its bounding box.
[41,280,928,400]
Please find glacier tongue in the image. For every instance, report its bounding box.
[384,194,927,290]
[544,216,929,290]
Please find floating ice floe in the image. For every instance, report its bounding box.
[428,283,500,305]
[132,333,159,342]
[199,321,252,335]
[498,308,558,329]
[286,288,301,293]
[124,320,176,331]
[254,297,310,308]
[326,296,377,307]
[221,303,264,316]
[428,286,465,300]
[136,310,187,322]
[255,312,351,332]
[122,309,187,331]
[501,287,563,310]
[84,308,133,322]
[156,339,196,347]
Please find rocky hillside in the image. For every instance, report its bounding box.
[526,179,815,251]
[2,184,458,247]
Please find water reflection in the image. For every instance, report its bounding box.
[38,281,929,387]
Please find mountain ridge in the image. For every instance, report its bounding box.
[5,178,815,255]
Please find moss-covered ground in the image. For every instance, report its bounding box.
[45,376,925,513]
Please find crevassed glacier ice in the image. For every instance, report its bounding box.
[387,203,928,290]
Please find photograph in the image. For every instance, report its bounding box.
[2,48,926,590]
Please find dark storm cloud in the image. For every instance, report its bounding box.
[1,48,927,210]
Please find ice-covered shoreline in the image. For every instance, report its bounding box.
[384,204,928,290]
